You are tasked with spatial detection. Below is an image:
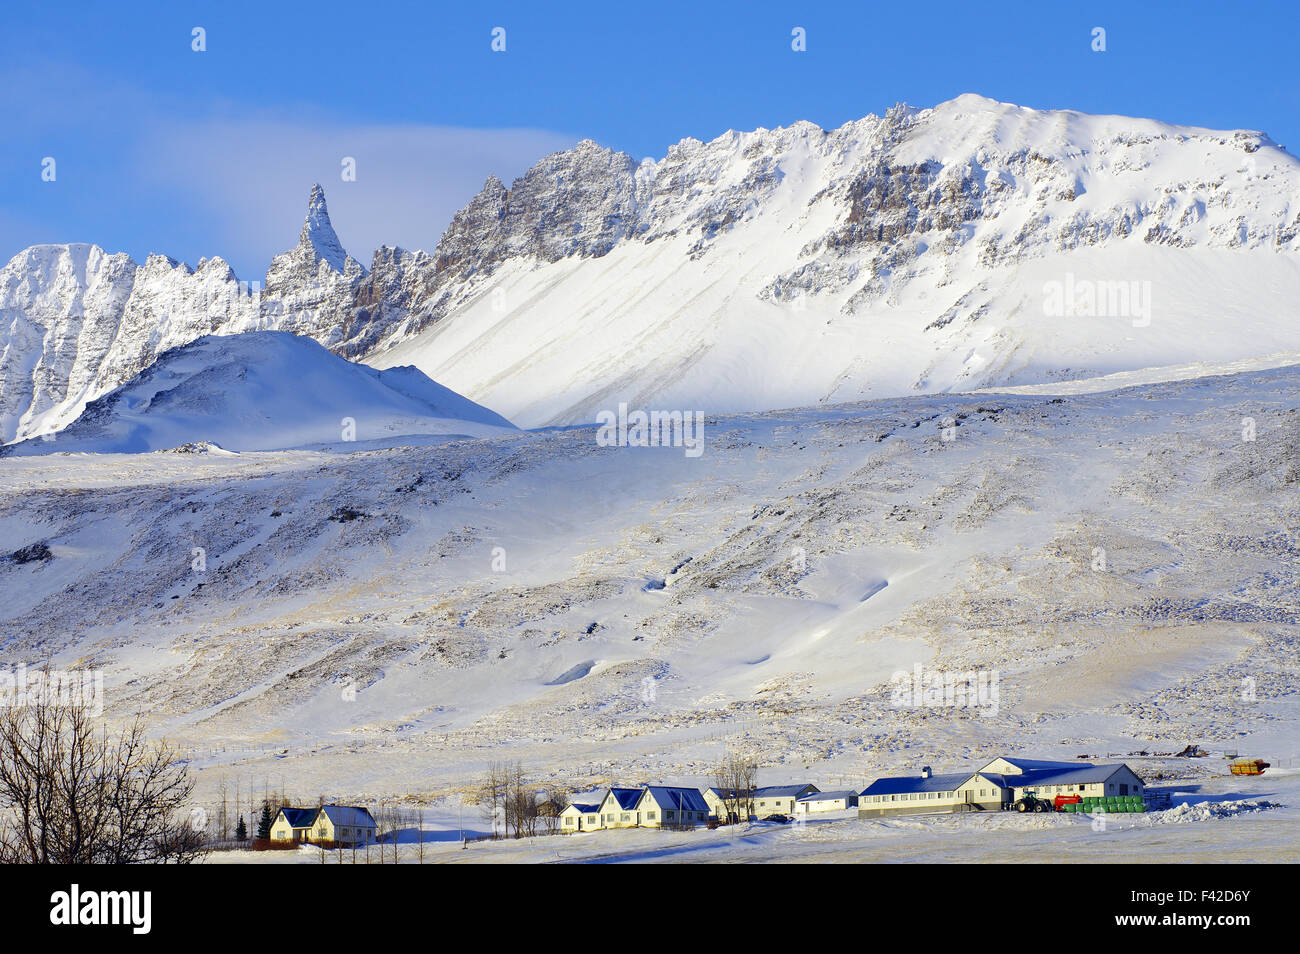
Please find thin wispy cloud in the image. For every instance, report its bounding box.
[134,118,576,275]
[0,60,577,278]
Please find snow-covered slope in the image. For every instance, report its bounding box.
[1,331,515,455]
[369,96,1300,425]
[4,94,1300,439]
[2,364,1296,800]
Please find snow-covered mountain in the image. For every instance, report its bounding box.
[2,331,515,456]
[4,94,1300,440]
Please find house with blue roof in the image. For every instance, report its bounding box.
[636,786,711,828]
[599,786,650,828]
[559,800,603,832]
[270,806,319,843]
[562,785,712,831]
[270,804,376,845]
[312,805,377,846]
[752,784,820,817]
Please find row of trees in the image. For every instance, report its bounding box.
[479,761,570,838]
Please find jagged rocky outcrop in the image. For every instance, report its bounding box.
[4,94,1300,440]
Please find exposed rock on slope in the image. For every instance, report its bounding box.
[4,95,1300,440]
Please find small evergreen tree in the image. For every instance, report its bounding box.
[256,801,274,840]
[235,814,248,842]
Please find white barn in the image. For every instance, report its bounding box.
[794,789,859,814]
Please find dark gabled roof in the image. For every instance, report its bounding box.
[316,805,375,828]
[603,787,643,811]
[753,784,819,798]
[277,807,317,828]
[987,757,1085,773]
[641,786,709,813]
[859,773,971,796]
[797,789,858,802]
[565,802,601,815]
[1008,764,1136,788]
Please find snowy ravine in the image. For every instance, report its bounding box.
[5,94,1300,441]
[1,364,1296,803]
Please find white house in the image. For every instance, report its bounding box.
[794,789,859,814]
[705,783,819,822]
[751,784,819,817]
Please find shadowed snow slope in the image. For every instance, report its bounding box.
[1,331,515,455]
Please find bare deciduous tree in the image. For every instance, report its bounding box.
[542,789,569,835]
[713,748,759,825]
[480,762,508,839]
[0,690,204,864]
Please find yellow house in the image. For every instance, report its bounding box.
[270,807,317,842]
[310,805,377,846]
[560,801,603,832]
[598,787,644,828]
[635,787,709,828]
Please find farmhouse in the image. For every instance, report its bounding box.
[704,783,819,822]
[561,785,712,831]
[599,787,645,828]
[858,757,1147,819]
[311,805,377,846]
[270,805,375,845]
[270,807,318,843]
[794,789,859,814]
[752,784,819,816]
[560,801,603,832]
[636,786,710,828]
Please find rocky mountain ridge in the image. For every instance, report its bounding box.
[4,93,1299,441]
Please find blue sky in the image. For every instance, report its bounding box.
[3,0,1297,279]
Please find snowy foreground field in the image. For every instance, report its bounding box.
[2,362,1298,863]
